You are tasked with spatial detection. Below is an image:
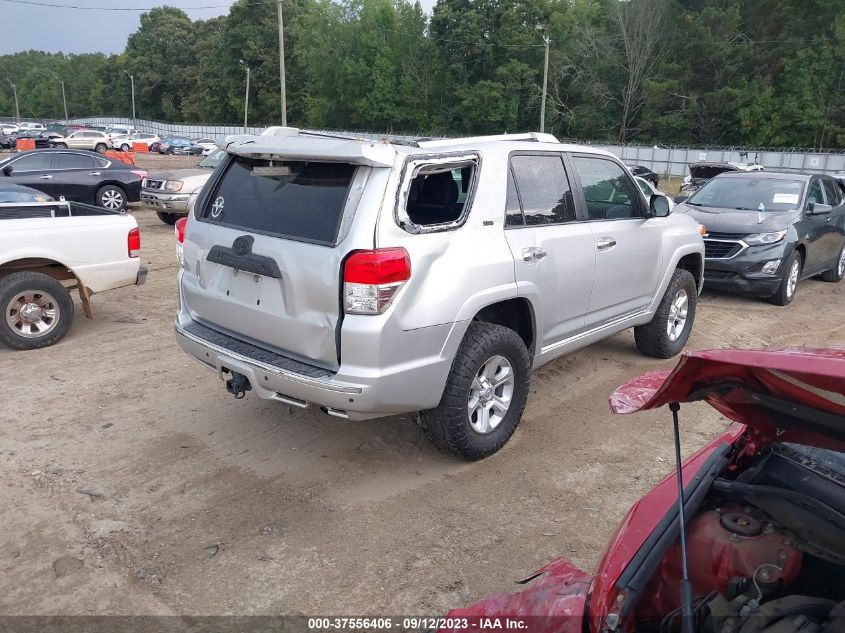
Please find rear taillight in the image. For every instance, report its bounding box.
[343,248,411,315]
[128,227,141,258]
[175,217,187,244]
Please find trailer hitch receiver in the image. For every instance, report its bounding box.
[226,372,252,399]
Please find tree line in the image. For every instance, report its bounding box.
[1,0,843,148]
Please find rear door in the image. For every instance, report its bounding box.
[180,154,373,370]
[503,153,595,348]
[569,154,663,328]
[51,152,99,201]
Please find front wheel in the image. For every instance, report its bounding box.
[421,322,530,460]
[120,143,130,152]
[55,142,67,148]
[770,251,802,306]
[820,243,845,283]
[635,269,697,358]
[156,212,180,225]
[97,185,126,210]
[0,272,74,350]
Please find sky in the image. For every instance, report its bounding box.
[0,0,239,55]
[0,0,437,56]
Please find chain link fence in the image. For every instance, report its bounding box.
[4,114,844,177]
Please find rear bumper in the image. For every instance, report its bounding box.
[174,315,463,420]
[141,190,189,212]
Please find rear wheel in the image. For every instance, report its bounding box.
[120,143,130,152]
[421,322,530,460]
[94,143,107,153]
[770,251,802,306]
[156,212,180,225]
[820,243,845,283]
[96,185,126,211]
[0,272,74,350]
[635,269,697,358]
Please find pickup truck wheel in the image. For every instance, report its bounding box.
[634,269,697,359]
[156,212,180,225]
[770,251,802,306]
[820,243,845,283]
[421,322,530,461]
[97,185,126,210]
[0,272,74,350]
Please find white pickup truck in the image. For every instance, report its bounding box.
[0,199,147,349]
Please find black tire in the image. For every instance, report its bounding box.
[166,147,174,155]
[120,143,130,152]
[96,184,127,211]
[55,142,67,148]
[94,143,107,153]
[0,272,74,350]
[770,251,802,306]
[635,269,697,358]
[156,212,180,225]
[420,322,531,461]
[820,243,845,283]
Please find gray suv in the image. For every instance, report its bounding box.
[174,130,705,459]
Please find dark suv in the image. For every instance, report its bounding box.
[676,171,845,304]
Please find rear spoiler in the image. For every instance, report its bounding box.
[224,132,397,167]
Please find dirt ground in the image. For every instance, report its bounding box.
[1,164,843,615]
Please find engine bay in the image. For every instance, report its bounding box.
[634,443,845,633]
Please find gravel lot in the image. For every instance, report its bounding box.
[1,155,843,615]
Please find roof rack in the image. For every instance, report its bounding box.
[417,132,558,149]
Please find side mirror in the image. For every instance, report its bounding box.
[807,202,832,215]
[650,194,671,218]
[673,194,689,204]
[2,166,11,176]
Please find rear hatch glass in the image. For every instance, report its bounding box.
[199,156,355,246]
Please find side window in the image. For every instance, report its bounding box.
[54,153,95,170]
[508,154,576,225]
[822,178,843,207]
[405,164,474,227]
[572,156,642,220]
[635,178,652,197]
[807,179,825,208]
[10,154,53,171]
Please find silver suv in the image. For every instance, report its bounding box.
[175,130,705,459]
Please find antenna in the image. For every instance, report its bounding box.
[670,402,695,633]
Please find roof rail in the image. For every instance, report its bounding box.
[417,132,558,149]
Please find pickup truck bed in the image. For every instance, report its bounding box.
[0,200,146,349]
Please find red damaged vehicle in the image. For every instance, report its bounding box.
[445,348,845,633]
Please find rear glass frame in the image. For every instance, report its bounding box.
[196,153,360,247]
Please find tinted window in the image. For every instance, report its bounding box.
[807,179,825,207]
[509,155,576,225]
[572,156,641,220]
[822,179,843,207]
[201,156,355,245]
[54,153,95,170]
[11,154,52,171]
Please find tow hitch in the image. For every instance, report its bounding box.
[225,372,252,399]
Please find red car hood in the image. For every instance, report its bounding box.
[610,347,845,451]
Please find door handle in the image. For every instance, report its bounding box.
[89,171,101,176]
[522,247,548,262]
[39,174,52,180]
[596,237,617,251]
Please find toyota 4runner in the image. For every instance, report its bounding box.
[174,129,705,459]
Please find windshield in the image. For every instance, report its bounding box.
[688,176,804,211]
[198,148,224,169]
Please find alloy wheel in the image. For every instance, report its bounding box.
[786,260,800,298]
[5,290,61,338]
[666,289,689,342]
[467,355,515,434]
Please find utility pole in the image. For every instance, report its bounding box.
[124,70,136,128]
[9,82,20,124]
[240,60,250,132]
[540,34,550,133]
[277,0,287,126]
[60,80,68,121]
